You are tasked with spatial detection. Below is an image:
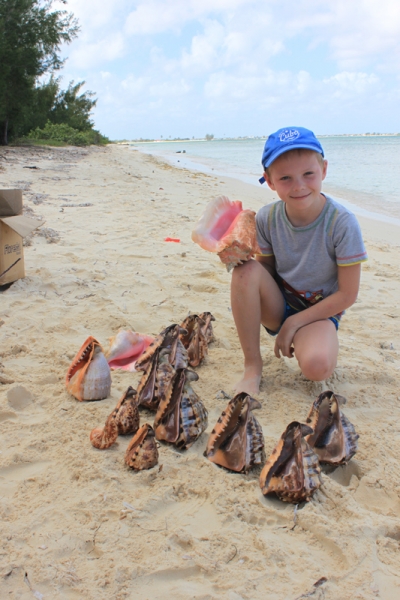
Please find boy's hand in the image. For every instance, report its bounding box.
[274,318,298,358]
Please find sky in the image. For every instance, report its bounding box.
[54,0,400,140]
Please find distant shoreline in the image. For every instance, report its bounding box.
[118,132,400,144]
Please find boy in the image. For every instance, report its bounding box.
[231,127,367,397]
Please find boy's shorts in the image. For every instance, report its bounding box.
[264,300,340,336]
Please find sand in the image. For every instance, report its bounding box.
[0,144,400,600]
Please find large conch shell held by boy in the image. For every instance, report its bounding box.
[191,196,261,271]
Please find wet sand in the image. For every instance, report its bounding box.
[0,144,399,599]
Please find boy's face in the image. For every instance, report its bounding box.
[264,151,327,213]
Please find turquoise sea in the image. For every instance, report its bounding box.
[131,136,400,225]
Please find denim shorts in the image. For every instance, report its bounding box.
[264,300,340,336]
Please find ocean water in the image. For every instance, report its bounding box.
[131,136,400,224]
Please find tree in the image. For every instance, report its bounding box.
[19,77,97,137]
[205,133,214,141]
[0,0,78,145]
[50,80,96,131]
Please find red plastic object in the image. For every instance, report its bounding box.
[164,237,180,243]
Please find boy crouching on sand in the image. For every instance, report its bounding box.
[232,127,367,397]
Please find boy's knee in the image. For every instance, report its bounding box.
[232,259,261,285]
[298,353,336,381]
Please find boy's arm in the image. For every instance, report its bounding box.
[275,263,361,358]
[256,254,276,278]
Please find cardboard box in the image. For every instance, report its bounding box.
[0,189,44,286]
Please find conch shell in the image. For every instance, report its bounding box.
[260,422,322,503]
[154,369,208,449]
[191,196,260,271]
[90,415,118,449]
[205,392,265,473]
[179,312,215,367]
[66,336,111,401]
[125,424,159,470]
[305,391,359,465]
[89,387,140,449]
[135,324,188,410]
[106,330,154,371]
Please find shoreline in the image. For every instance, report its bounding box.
[132,144,400,229]
[133,145,400,244]
[1,144,400,599]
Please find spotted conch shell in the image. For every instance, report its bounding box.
[154,369,208,449]
[205,393,265,473]
[106,330,154,372]
[305,391,359,465]
[179,312,215,368]
[191,196,261,271]
[260,422,322,503]
[66,336,111,401]
[135,324,188,410]
[90,415,119,449]
[89,387,140,449]
[125,424,159,470]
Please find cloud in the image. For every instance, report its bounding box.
[124,0,249,35]
[323,72,380,96]
[54,0,400,137]
[68,33,125,69]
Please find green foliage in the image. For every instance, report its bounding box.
[27,121,109,146]
[0,0,78,144]
[50,80,96,131]
[20,77,97,137]
[205,133,214,141]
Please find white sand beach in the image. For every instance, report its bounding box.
[0,144,400,599]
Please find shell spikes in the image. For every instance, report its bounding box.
[305,391,359,465]
[205,392,265,473]
[125,424,159,470]
[66,336,111,401]
[259,421,322,503]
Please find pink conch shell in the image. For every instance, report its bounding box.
[191,196,260,271]
[66,336,111,401]
[106,330,154,372]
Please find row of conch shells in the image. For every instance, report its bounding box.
[89,387,159,470]
[66,336,112,401]
[204,391,358,504]
[191,196,261,271]
[65,314,215,403]
[179,312,215,367]
[259,391,358,503]
[89,369,208,466]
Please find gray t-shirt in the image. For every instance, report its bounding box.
[256,194,367,304]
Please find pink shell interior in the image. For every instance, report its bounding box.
[107,331,154,371]
[192,196,244,252]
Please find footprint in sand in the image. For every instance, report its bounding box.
[7,385,34,410]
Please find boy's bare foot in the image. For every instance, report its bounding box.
[234,367,261,397]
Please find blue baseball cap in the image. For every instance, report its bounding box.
[259,127,324,184]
